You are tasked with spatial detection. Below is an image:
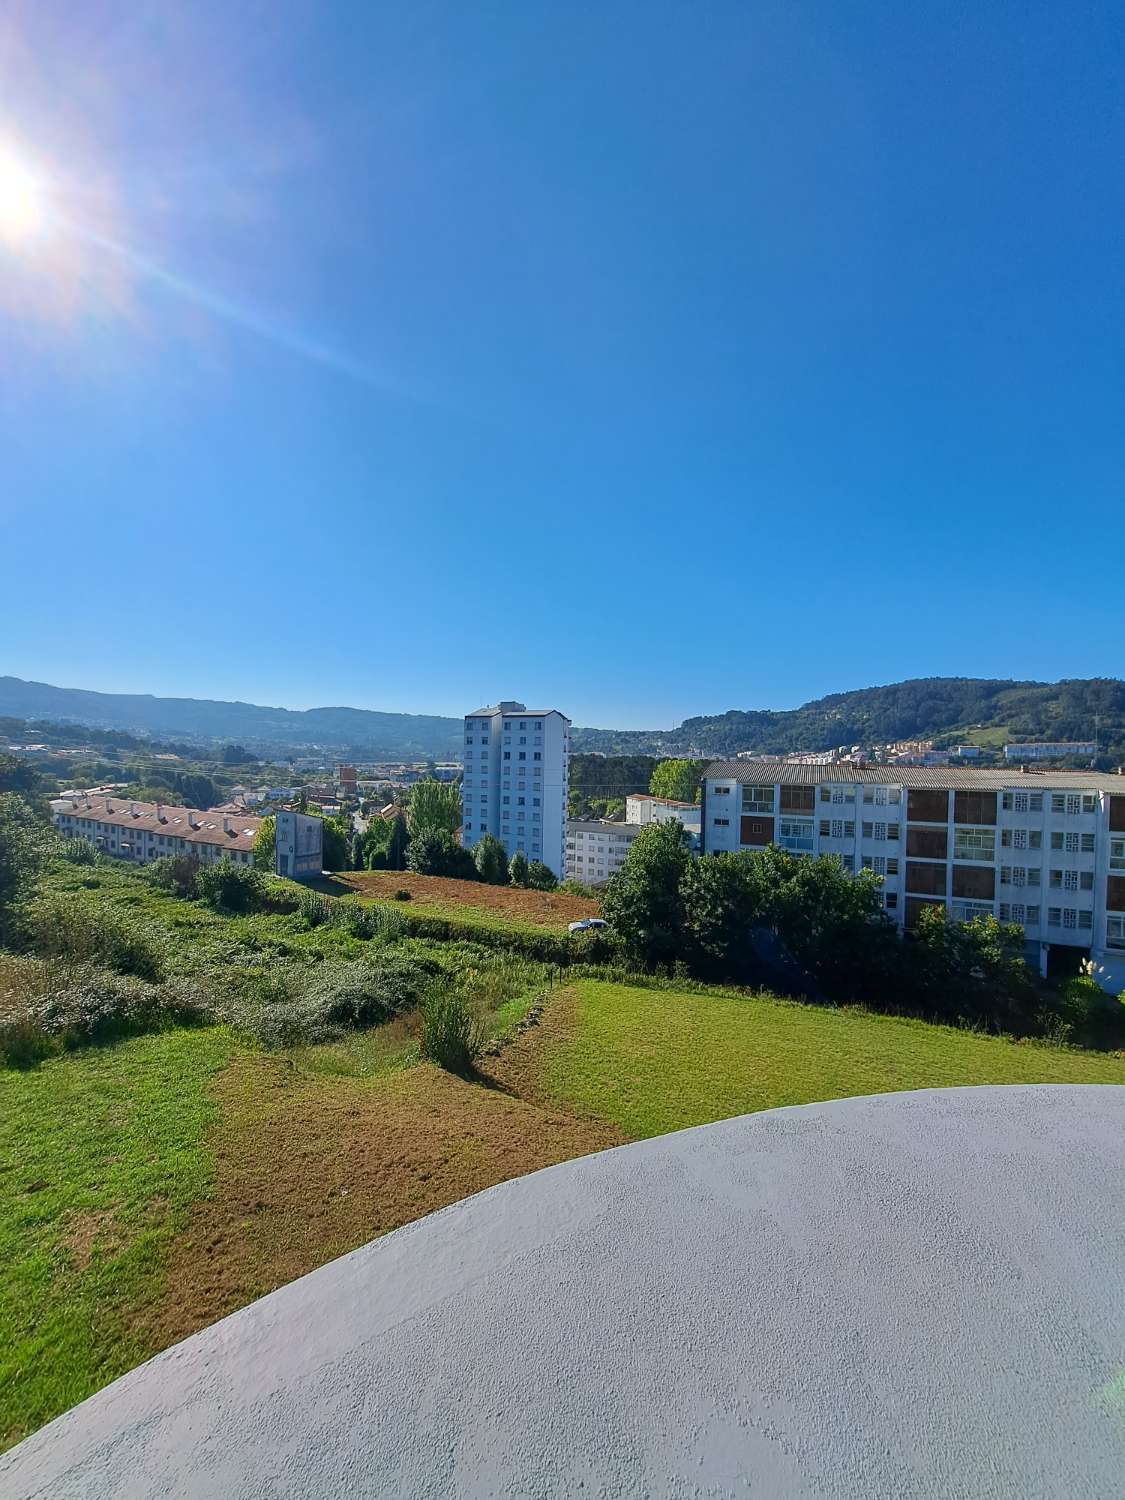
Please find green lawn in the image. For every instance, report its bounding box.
[0,1028,236,1449]
[542,980,1125,1139]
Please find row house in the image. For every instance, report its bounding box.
[701,761,1125,993]
[52,794,262,866]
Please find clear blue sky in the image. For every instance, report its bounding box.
[1,1,1122,729]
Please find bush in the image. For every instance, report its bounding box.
[1047,974,1125,1050]
[508,851,529,887]
[393,888,412,901]
[0,1018,56,1068]
[196,858,266,914]
[146,853,202,898]
[28,897,164,982]
[558,878,599,899]
[526,860,558,892]
[298,889,335,927]
[474,834,509,886]
[231,953,436,1047]
[419,988,484,1075]
[59,838,97,866]
[407,829,477,880]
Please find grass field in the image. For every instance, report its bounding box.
[4,966,1124,1450]
[335,870,599,933]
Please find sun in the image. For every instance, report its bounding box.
[0,146,46,242]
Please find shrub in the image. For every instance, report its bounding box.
[393,888,412,901]
[59,838,97,866]
[420,987,485,1075]
[508,851,530,887]
[0,1018,56,1068]
[231,953,435,1047]
[1048,975,1125,1050]
[558,878,599,899]
[407,829,477,880]
[196,858,266,914]
[474,834,509,886]
[146,853,202,898]
[28,897,164,982]
[299,889,335,927]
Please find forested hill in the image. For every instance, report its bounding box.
[571,678,1125,760]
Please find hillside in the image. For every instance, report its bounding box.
[573,677,1125,760]
[3,674,1123,762]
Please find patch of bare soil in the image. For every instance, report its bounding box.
[139,1018,621,1351]
[336,871,600,927]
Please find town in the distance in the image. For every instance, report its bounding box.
[27,691,1125,996]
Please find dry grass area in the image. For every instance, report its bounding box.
[140,1041,621,1350]
[336,870,601,928]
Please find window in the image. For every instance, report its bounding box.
[831,819,844,838]
[1078,910,1093,930]
[1111,837,1125,872]
[713,817,730,827]
[778,818,815,851]
[862,821,873,839]
[533,752,541,762]
[840,855,854,872]
[518,752,526,761]
[954,826,996,862]
[743,786,773,813]
[503,750,510,761]
[885,892,898,910]
[1063,869,1079,892]
[872,856,886,877]
[1050,831,1063,850]
[1051,794,1065,813]
[863,787,891,806]
[1108,915,1125,950]
[1081,833,1095,853]
[820,819,831,837]
[1065,831,1079,853]
[713,785,731,796]
[1062,908,1078,930]
[888,823,900,840]
[1047,907,1062,927]
[886,858,899,876]
[952,900,993,922]
[874,822,887,841]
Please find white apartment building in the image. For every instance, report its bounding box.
[701,760,1125,994]
[460,702,570,878]
[52,793,262,866]
[566,820,640,886]
[625,794,702,834]
[1004,742,1097,761]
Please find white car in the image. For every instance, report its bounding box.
[568,918,609,935]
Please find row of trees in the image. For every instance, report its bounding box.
[600,821,1055,1035]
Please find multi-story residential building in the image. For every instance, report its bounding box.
[1004,742,1097,762]
[700,761,1125,993]
[566,820,640,885]
[52,793,262,866]
[625,794,702,833]
[461,702,570,877]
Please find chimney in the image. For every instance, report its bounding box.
[130,801,137,816]
[106,799,113,813]
[156,803,164,822]
[223,816,231,834]
[188,811,198,829]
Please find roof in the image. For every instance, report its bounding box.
[467,705,571,721]
[626,793,699,809]
[53,794,263,849]
[7,1086,1123,1499]
[566,819,640,835]
[704,758,1125,793]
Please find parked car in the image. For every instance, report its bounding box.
[568,918,609,934]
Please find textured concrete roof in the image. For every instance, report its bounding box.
[5,1084,1125,1499]
[706,758,1125,791]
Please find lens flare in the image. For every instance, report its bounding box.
[0,145,45,242]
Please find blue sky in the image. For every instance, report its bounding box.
[1,1,1122,730]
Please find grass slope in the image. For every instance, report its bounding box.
[335,871,599,935]
[0,1029,235,1449]
[539,980,1125,1138]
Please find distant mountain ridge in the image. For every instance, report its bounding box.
[2,674,1123,761]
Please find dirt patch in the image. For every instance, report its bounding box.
[60,1208,123,1272]
[336,871,600,928]
[139,1037,622,1351]
[479,986,592,1113]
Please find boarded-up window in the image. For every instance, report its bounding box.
[1111,797,1125,833]
[953,790,997,825]
[906,827,948,860]
[907,861,947,896]
[905,896,944,928]
[779,786,815,814]
[952,864,995,900]
[1108,875,1125,913]
[907,789,949,823]
[740,816,773,847]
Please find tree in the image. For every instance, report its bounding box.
[509,850,530,887]
[321,816,351,873]
[386,813,409,871]
[907,906,1038,1031]
[526,860,558,891]
[221,743,253,765]
[681,851,763,980]
[601,819,691,969]
[407,829,477,880]
[649,759,704,804]
[408,779,461,838]
[474,833,509,885]
[349,831,365,871]
[0,754,41,796]
[252,814,276,872]
[0,793,52,944]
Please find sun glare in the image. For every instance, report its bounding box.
[0,146,46,242]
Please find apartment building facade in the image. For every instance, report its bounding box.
[566,820,640,885]
[52,794,262,866]
[1004,742,1097,761]
[460,702,570,878]
[625,795,702,836]
[701,761,1125,993]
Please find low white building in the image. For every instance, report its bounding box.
[1005,742,1097,762]
[566,820,640,886]
[625,795,702,832]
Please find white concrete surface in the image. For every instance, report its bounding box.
[4,1084,1125,1499]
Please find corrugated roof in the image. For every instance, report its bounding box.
[566,819,640,835]
[703,759,1125,792]
[626,794,699,810]
[54,794,263,848]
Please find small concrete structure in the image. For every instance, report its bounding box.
[4,1085,1125,1498]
